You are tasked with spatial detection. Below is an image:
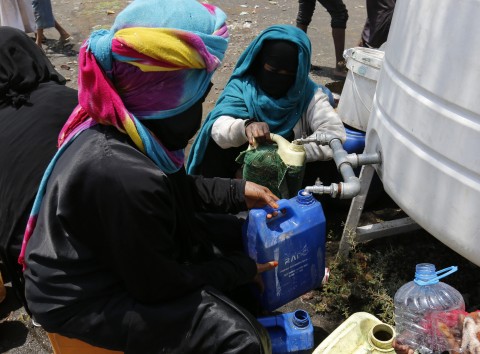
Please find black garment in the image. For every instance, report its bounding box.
[36,285,270,354]
[296,0,349,29]
[0,26,65,108]
[361,0,396,48]
[198,138,248,178]
[0,26,77,309]
[24,125,268,353]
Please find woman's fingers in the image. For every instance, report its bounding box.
[244,181,279,209]
[246,122,271,145]
[257,261,278,273]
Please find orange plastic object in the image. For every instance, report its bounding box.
[47,332,123,354]
[0,272,6,303]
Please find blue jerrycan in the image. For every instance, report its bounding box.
[257,309,314,353]
[343,125,366,154]
[243,190,326,311]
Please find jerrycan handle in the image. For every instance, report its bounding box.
[264,199,295,223]
[414,266,458,286]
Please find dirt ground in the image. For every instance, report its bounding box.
[1,0,479,353]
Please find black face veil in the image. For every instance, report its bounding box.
[253,40,299,99]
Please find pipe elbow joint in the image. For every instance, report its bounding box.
[338,178,361,199]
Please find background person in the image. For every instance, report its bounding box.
[32,0,71,47]
[0,0,36,33]
[359,0,396,48]
[296,0,349,78]
[20,1,278,352]
[0,26,78,310]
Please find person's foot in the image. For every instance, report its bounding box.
[34,34,46,46]
[333,60,347,79]
[59,33,73,45]
[296,23,308,33]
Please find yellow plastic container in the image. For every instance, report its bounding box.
[313,312,395,354]
[269,133,306,167]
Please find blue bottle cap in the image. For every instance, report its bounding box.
[296,190,315,205]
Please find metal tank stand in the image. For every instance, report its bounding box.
[337,164,421,258]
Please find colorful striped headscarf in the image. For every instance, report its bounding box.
[19,0,229,268]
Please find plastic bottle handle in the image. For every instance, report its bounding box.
[414,266,458,286]
[264,199,295,222]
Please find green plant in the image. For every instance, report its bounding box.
[314,233,406,325]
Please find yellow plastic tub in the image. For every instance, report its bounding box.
[313,312,395,354]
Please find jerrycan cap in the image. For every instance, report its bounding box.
[296,189,315,205]
[414,263,458,286]
[292,309,310,328]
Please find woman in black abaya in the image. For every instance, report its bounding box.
[0,26,78,308]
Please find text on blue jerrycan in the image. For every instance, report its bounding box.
[243,190,326,311]
[258,309,314,353]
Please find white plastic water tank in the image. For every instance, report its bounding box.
[365,0,480,266]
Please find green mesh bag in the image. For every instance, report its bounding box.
[236,144,305,199]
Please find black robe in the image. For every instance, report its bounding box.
[24,125,270,353]
[0,27,78,309]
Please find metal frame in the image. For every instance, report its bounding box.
[338,164,421,257]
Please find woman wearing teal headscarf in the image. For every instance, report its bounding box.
[187,24,346,178]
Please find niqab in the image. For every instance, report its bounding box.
[254,40,298,98]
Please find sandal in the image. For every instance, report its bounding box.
[333,60,347,80]
[59,35,73,45]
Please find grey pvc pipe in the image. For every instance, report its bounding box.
[346,152,382,168]
[297,133,381,199]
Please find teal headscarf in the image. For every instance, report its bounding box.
[187,24,333,174]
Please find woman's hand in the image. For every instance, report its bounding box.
[244,181,279,212]
[245,122,272,145]
[253,261,278,294]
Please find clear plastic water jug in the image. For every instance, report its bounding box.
[243,190,326,311]
[393,263,465,353]
[257,309,314,353]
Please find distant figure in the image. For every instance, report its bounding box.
[32,0,71,47]
[0,0,36,33]
[296,0,349,78]
[359,0,396,48]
